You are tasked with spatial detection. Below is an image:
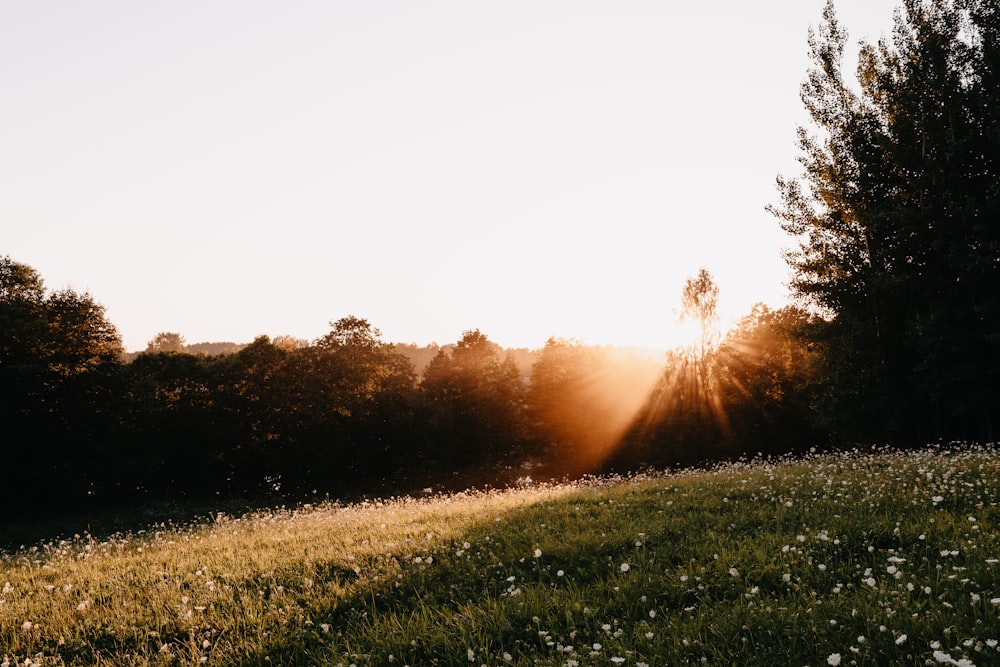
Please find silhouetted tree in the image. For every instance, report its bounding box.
[0,257,123,511]
[770,0,1000,443]
[145,331,186,353]
[118,350,230,497]
[0,257,48,431]
[679,267,721,359]
[529,338,662,476]
[619,281,821,468]
[420,330,528,469]
[310,316,418,479]
[713,304,824,454]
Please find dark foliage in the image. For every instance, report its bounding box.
[770,0,1000,443]
[1,256,824,522]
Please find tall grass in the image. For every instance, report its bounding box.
[2,445,999,666]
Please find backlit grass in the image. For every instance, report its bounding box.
[3,444,999,666]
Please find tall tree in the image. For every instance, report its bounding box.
[679,267,721,358]
[0,257,50,453]
[770,0,1000,443]
[420,330,528,468]
[0,258,124,510]
[312,316,418,476]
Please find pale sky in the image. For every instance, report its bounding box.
[2,1,896,351]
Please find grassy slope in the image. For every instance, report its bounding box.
[2,445,999,666]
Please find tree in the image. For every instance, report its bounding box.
[713,304,824,454]
[119,349,230,497]
[528,338,661,476]
[145,331,186,353]
[679,267,721,360]
[0,258,124,511]
[0,258,124,407]
[0,256,46,303]
[310,316,418,477]
[770,0,1000,443]
[0,257,50,463]
[0,257,48,409]
[420,330,528,468]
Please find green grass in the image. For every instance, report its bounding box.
[3,445,1000,666]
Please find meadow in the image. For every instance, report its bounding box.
[2,445,999,666]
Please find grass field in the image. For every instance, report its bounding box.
[2,444,999,666]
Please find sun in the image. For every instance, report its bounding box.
[666,317,710,354]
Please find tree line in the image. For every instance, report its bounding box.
[0,256,821,517]
[2,0,997,517]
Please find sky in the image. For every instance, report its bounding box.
[2,1,898,352]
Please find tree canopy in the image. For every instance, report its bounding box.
[770,0,1000,443]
